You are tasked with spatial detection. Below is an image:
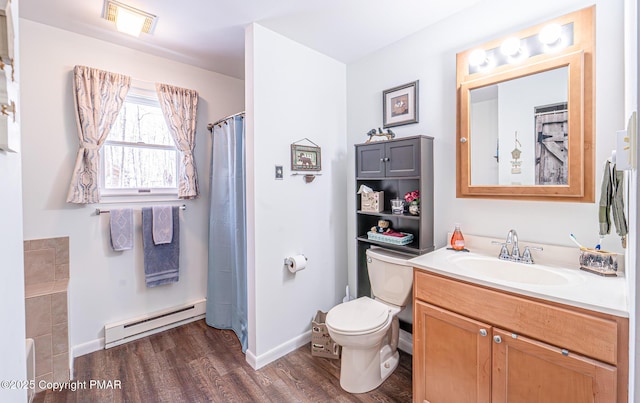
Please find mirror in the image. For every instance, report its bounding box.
[456,6,594,201]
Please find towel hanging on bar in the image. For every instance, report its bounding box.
[109,208,133,251]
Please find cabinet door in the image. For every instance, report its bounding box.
[356,142,385,178]
[385,138,420,177]
[414,301,491,403]
[492,328,617,403]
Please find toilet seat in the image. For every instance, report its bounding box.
[326,297,390,335]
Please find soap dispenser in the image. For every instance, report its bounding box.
[450,224,465,251]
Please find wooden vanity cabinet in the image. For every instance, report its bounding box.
[413,270,628,403]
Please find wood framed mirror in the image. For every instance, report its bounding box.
[456,6,594,202]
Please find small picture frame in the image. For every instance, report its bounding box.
[291,144,321,171]
[383,80,419,128]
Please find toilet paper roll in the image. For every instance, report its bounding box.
[285,255,307,273]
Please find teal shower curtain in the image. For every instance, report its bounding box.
[206,114,247,352]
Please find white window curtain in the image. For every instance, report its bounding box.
[66,66,131,204]
[155,83,200,199]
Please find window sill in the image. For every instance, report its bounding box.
[99,193,181,204]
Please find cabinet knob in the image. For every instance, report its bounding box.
[479,329,487,337]
[460,137,468,143]
[493,335,502,344]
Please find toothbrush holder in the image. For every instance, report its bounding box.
[579,248,618,277]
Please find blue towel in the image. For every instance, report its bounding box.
[109,208,133,251]
[142,206,180,287]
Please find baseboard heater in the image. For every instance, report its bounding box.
[104,299,206,349]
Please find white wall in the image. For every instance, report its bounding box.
[0,3,26,401]
[0,151,27,403]
[19,20,244,355]
[346,0,625,293]
[0,1,27,402]
[245,23,347,368]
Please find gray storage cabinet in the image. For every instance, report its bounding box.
[355,135,434,300]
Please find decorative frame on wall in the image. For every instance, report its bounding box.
[383,80,419,128]
[291,142,321,171]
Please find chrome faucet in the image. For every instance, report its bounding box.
[506,229,520,260]
[492,229,543,264]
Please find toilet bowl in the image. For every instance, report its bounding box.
[326,247,413,393]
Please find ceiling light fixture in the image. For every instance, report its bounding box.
[102,0,157,37]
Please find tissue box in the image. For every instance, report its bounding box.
[311,311,340,359]
[361,191,384,212]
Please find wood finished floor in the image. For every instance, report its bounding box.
[34,319,412,403]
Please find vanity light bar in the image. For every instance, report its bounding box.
[468,23,574,74]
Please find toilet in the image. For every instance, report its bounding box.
[325,247,413,393]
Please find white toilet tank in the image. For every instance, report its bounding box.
[366,248,413,307]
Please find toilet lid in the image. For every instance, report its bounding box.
[327,297,390,333]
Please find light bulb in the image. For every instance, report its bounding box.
[469,49,487,67]
[500,37,521,56]
[539,23,562,45]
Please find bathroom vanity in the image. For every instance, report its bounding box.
[410,240,629,403]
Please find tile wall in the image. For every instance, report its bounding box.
[24,237,69,392]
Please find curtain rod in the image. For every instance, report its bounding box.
[95,204,186,216]
[208,111,245,131]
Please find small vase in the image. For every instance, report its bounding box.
[409,201,420,215]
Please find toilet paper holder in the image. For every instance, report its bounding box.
[284,255,308,273]
[284,255,308,267]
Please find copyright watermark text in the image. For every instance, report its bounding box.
[1,379,122,391]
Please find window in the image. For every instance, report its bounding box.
[100,89,178,199]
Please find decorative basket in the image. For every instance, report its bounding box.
[311,311,340,359]
[367,231,414,246]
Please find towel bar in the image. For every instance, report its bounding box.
[95,204,187,215]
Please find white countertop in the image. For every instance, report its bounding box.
[409,246,629,318]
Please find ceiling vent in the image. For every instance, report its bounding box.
[102,0,157,36]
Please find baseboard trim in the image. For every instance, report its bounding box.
[246,331,311,370]
[398,328,413,355]
[72,338,104,358]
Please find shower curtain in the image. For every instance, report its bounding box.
[206,114,248,353]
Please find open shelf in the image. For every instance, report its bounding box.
[357,210,421,220]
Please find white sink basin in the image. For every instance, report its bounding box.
[408,242,628,317]
[447,253,572,286]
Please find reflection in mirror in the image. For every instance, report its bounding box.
[470,67,568,186]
